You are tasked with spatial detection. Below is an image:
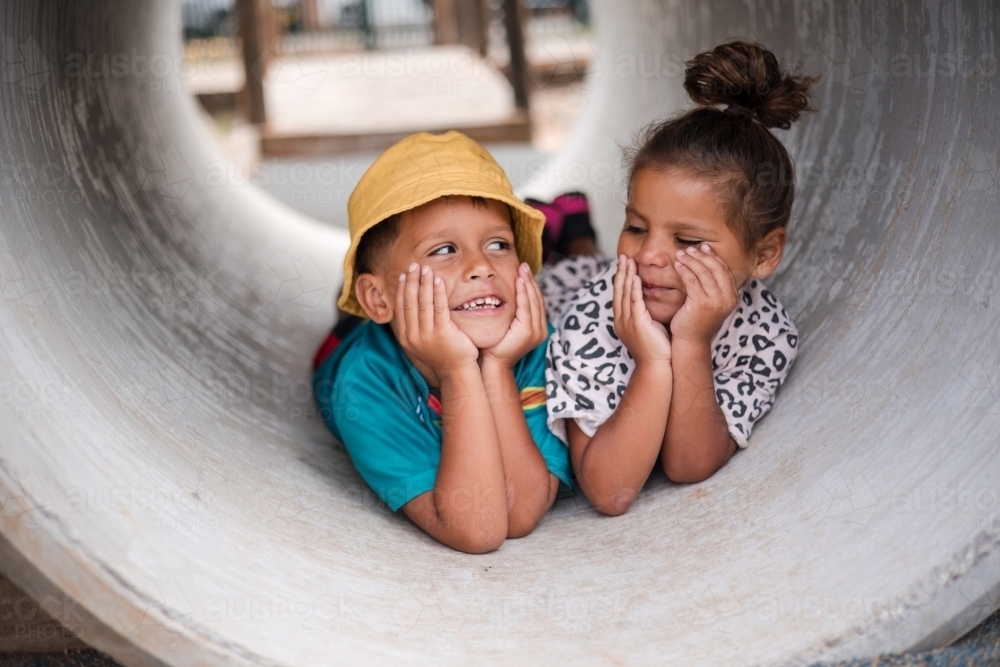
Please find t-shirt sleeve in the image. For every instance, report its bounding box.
[518,333,574,490]
[536,255,614,321]
[543,267,627,444]
[324,354,441,511]
[711,282,799,448]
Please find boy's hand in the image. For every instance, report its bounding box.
[393,262,479,376]
[613,255,671,364]
[670,244,739,343]
[481,263,548,369]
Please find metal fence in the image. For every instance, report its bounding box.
[183,0,436,51]
[183,0,587,53]
[182,0,237,39]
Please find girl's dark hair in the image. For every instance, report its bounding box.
[627,40,816,251]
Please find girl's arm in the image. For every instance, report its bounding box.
[481,265,559,537]
[663,244,739,483]
[662,337,737,482]
[566,362,672,515]
[567,256,673,516]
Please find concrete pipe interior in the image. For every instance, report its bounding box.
[1,0,999,665]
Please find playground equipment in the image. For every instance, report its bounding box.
[1,0,998,664]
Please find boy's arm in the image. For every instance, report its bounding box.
[480,265,559,537]
[663,244,739,482]
[395,264,508,553]
[403,363,509,553]
[566,256,673,516]
[480,358,559,537]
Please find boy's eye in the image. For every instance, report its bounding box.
[429,244,455,256]
[486,240,512,251]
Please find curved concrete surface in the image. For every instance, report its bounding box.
[1,0,998,665]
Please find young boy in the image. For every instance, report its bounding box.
[312,132,572,554]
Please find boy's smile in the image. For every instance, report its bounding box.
[383,196,519,349]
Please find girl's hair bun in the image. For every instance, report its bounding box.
[683,40,815,130]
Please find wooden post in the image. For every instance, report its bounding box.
[455,0,487,56]
[503,0,529,110]
[433,0,459,44]
[361,0,376,50]
[237,0,274,124]
[299,0,320,31]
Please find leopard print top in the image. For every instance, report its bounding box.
[539,257,798,448]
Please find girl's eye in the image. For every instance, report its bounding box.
[487,240,512,250]
[429,244,455,256]
[624,224,646,234]
[677,238,702,246]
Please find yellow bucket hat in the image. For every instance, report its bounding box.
[338,131,546,318]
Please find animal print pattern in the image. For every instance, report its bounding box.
[537,254,614,321]
[541,258,798,448]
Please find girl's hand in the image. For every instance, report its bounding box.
[670,244,739,344]
[613,255,672,364]
[481,263,548,369]
[393,262,479,377]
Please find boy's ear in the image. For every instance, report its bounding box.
[751,227,786,279]
[354,273,393,324]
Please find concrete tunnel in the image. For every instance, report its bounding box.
[1,0,999,665]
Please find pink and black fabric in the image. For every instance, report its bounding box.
[525,192,596,263]
[312,312,364,370]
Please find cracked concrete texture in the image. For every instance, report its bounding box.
[1,0,998,665]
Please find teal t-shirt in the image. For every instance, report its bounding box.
[313,321,572,511]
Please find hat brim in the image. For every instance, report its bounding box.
[337,193,546,319]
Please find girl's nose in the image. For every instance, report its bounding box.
[635,237,673,268]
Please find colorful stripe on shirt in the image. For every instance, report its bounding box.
[313,314,365,370]
[520,386,546,411]
[427,393,443,418]
[426,387,545,419]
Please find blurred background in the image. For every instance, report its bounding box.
[3,1,1000,664]
[181,0,593,226]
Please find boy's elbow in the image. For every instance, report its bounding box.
[506,478,559,537]
[418,505,507,553]
[506,503,549,537]
[458,527,506,554]
[506,518,538,539]
[450,513,508,554]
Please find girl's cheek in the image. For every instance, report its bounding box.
[615,235,638,259]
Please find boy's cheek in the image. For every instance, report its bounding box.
[492,310,518,343]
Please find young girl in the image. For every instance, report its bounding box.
[542,40,812,516]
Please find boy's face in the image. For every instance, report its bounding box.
[380,197,520,349]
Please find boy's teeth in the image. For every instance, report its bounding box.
[459,296,500,310]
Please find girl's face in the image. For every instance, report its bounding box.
[616,167,758,324]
